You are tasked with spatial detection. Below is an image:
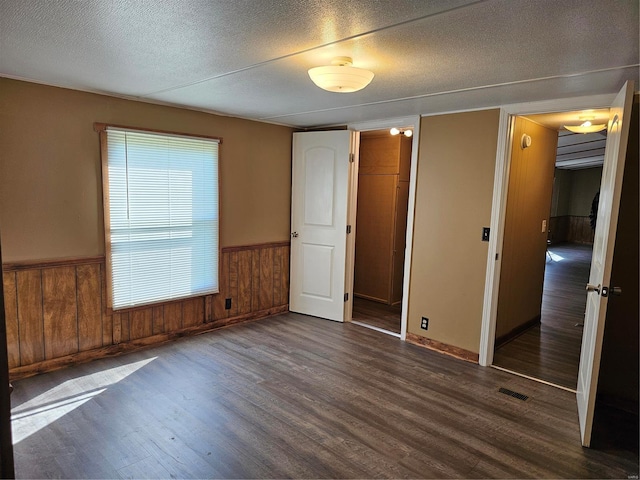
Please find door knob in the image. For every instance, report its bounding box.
[610,286,622,296]
[586,283,601,294]
[291,232,299,238]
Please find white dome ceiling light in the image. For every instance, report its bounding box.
[564,116,607,134]
[308,57,374,93]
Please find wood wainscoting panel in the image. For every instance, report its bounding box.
[152,306,165,335]
[77,263,102,352]
[228,251,239,318]
[16,270,45,365]
[237,250,252,315]
[164,303,183,332]
[130,308,153,340]
[213,252,229,321]
[112,312,122,345]
[251,250,261,312]
[4,242,290,378]
[43,266,78,359]
[3,271,20,368]
[120,312,131,343]
[100,264,113,346]
[280,245,290,306]
[182,298,204,329]
[259,247,274,310]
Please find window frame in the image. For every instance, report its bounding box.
[95,122,222,313]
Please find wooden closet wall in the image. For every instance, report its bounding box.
[354,131,411,305]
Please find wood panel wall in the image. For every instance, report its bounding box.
[548,216,594,244]
[3,242,289,379]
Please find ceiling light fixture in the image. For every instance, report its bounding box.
[308,56,374,93]
[390,127,412,137]
[564,116,607,134]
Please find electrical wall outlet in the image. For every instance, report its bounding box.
[421,317,429,330]
[225,298,232,310]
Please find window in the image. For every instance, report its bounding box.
[99,125,220,310]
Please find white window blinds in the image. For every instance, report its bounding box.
[104,127,219,310]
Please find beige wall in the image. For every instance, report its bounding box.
[0,79,293,262]
[568,167,602,216]
[551,167,602,217]
[495,117,558,339]
[407,110,500,354]
[550,169,572,217]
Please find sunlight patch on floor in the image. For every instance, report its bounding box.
[11,356,156,443]
[548,251,565,262]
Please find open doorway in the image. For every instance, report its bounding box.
[350,129,412,336]
[491,109,608,390]
[352,128,413,336]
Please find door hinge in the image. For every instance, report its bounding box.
[346,225,352,234]
[349,153,355,163]
[344,293,349,302]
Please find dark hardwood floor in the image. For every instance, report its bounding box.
[352,296,401,334]
[11,311,638,479]
[493,243,592,389]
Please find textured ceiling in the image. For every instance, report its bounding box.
[1,0,638,128]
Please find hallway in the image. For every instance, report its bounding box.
[493,243,592,389]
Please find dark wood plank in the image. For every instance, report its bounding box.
[273,247,282,308]
[213,253,229,320]
[164,302,183,331]
[259,248,274,310]
[281,246,290,306]
[16,270,44,365]
[9,313,638,479]
[120,312,130,342]
[237,251,252,315]
[76,264,102,352]
[112,313,122,344]
[152,306,164,334]
[182,298,204,328]
[251,249,260,311]
[204,295,213,323]
[100,263,112,347]
[352,296,401,334]
[42,266,78,359]
[130,308,153,340]
[228,252,239,317]
[3,271,20,368]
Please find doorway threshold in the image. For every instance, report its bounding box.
[351,320,401,338]
[490,364,577,393]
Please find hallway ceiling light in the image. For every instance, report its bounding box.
[308,57,374,93]
[564,116,607,134]
[390,127,412,137]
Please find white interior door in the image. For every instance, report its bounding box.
[290,131,353,322]
[577,81,634,447]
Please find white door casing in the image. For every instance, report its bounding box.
[289,131,352,322]
[347,115,421,339]
[576,81,634,447]
[479,92,620,367]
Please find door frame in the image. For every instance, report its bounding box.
[346,115,421,341]
[478,93,618,367]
